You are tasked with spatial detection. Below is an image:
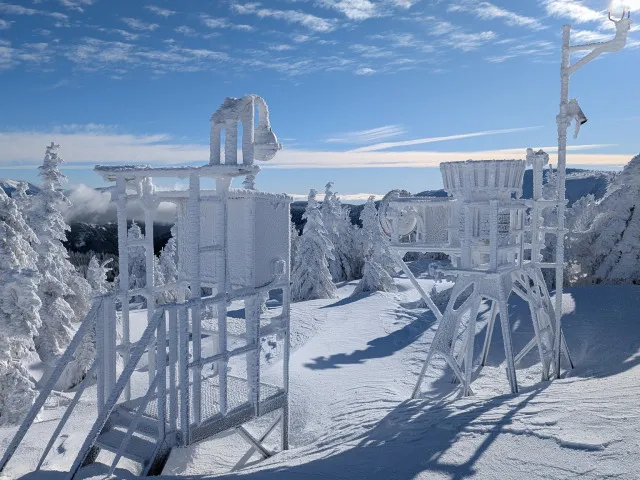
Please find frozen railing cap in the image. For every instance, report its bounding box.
[440,159,526,201]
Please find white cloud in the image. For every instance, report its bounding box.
[122,17,159,31]
[175,25,198,36]
[269,44,296,51]
[316,0,378,20]
[145,5,176,17]
[59,0,95,13]
[0,127,630,172]
[0,3,68,21]
[540,0,603,24]
[232,2,337,32]
[326,125,405,144]
[199,14,254,31]
[0,19,11,29]
[350,126,542,152]
[355,66,376,74]
[449,1,546,30]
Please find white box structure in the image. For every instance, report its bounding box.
[1,95,292,477]
[381,154,573,398]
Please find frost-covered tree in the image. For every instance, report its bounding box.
[86,254,112,295]
[0,269,41,424]
[30,143,91,364]
[571,154,640,284]
[127,221,147,293]
[321,183,360,282]
[353,197,396,295]
[0,342,37,425]
[156,226,179,303]
[292,189,337,301]
[0,188,39,271]
[290,221,299,267]
[12,181,33,223]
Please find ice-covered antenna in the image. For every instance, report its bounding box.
[552,9,632,381]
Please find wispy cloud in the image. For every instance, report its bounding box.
[0,19,11,29]
[59,0,95,13]
[122,17,159,31]
[540,0,602,24]
[232,2,337,32]
[421,16,497,51]
[449,1,546,30]
[316,0,378,20]
[0,127,631,171]
[62,38,229,74]
[0,3,68,21]
[326,125,406,144]
[354,66,376,75]
[487,39,555,63]
[145,5,176,17]
[350,126,541,152]
[199,14,254,31]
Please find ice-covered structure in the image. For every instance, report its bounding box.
[381,152,573,397]
[382,9,632,399]
[1,95,292,477]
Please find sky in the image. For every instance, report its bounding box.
[1,0,640,201]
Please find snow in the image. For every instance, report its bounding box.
[4,273,640,479]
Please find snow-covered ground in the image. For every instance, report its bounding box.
[3,272,640,479]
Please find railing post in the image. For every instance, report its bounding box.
[115,175,131,401]
[157,309,167,440]
[96,297,105,416]
[188,174,202,425]
[178,305,190,445]
[245,295,261,416]
[168,307,178,432]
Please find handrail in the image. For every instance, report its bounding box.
[0,297,103,473]
[68,307,165,479]
[107,374,161,477]
[36,360,98,471]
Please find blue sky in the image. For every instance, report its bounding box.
[1,0,639,200]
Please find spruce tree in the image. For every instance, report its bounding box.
[353,196,396,295]
[292,189,337,301]
[31,143,91,365]
[321,183,358,282]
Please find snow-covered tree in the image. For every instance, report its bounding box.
[127,221,147,292]
[571,154,640,284]
[30,143,91,365]
[290,221,299,267]
[321,182,360,282]
[12,181,33,223]
[86,254,112,295]
[0,187,38,270]
[292,189,337,301]
[0,343,37,425]
[0,269,41,424]
[353,196,397,295]
[156,226,179,303]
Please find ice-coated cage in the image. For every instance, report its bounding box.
[382,153,572,399]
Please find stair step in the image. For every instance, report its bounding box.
[96,429,157,465]
[110,407,160,438]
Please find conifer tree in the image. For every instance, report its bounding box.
[86,254,112,295]
[353,196,396,295]
[292,189,337,301]
[572,154,640,283]
[321,183,358,282]
[30,143,91,365]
